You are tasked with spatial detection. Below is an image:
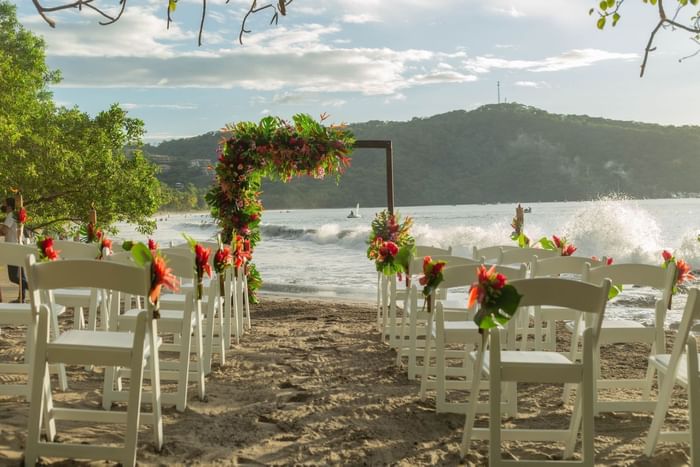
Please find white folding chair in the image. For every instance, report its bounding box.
[472,245,518,262]
[461,277,611,466]
[645,287,700,457]
[420,262,527,414]
[529,256,606,351]
[395,255,480,373]
[24,256,162,467]
[0,243,67,396]
[106,251,205,412]
[568,262,676,412]
[52,239,103,331]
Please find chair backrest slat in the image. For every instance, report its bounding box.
[510,277,611,315]
[416,245,452,257]
[498,247,559,265]
[586,263,675,292]
[53,240,99,260]
[440,263,527,290]
[27,257,150,297]
[0,243,40,268]
[472,245,517,262]
[532,256,604,278]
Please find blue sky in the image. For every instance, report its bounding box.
[14,1,700,142]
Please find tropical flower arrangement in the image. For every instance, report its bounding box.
[419,256,446,313]
[662,250,695,295]
[129,241,180,317]
[536,235,577,256]
[183,234,212,300]
[97,235,113,260]
[79,222,102,244]
[366,210,416,276]
[469,265,523,332]
[37,236,59,262]
[207,113,354,302]
[214,242,233,296]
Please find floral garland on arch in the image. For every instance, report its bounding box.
[207,114,354,302]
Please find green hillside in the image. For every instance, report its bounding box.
[144,104,700,209]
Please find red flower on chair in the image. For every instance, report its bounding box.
[214,246,233,274]
[469,265,523,332]
[194,244,213,279]
[419,256,447,312]
[37,236,59,262]
[536,235,577,256]
[150,255,180,305]
[661,250,696,295]
[97,236,113,260]
[148,238,159,253]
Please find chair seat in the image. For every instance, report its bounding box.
[649,353,700,386]
[47,330,154,367]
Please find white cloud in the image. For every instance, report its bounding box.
[341,14,381,24]
[492,6,525,17]
[514,80,549,88]
[260,108,270,115]
[321,98,347,107]
[463,49,638,74]
[384,93,407,104]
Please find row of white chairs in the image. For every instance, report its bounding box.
[0,239,254,466]
[376,244,700,465]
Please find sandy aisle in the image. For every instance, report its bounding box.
[0,296,693,466]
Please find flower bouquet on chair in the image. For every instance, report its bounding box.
[183,234,212,301]
[129,242,179,318]
[366,210,416,277]
[419,256,446,313]
[469,265,522,332]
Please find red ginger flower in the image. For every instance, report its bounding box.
[662,250,674,263]
[562,244,577,257]
[553,235,562,248]
[148,238,159,252]
[150,255,180,304]
[194,243,212,279]
[38,237,59,261]
[468,265,507,309]
[214,246,233,274]
[675,259,695,285]
[101,238,112,251]
[17,208,27,224]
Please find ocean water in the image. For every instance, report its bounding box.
[116,196,700,328]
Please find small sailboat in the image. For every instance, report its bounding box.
[347,203,361,218]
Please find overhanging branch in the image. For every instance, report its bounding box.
[31,0,292,45]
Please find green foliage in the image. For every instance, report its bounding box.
[0,2,161,234]
[474,285,523,331]
[130,242,153,267]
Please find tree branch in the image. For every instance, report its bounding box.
[32,0,292,46]
[25,189,84,206]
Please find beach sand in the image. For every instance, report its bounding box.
[0,287,693,466]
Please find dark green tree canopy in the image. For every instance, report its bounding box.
[0,1,161,234]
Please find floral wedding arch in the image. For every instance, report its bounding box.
[207,114,355,300]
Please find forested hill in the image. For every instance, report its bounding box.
[144,104,700,209]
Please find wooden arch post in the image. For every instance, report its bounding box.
[354,140,394,214]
